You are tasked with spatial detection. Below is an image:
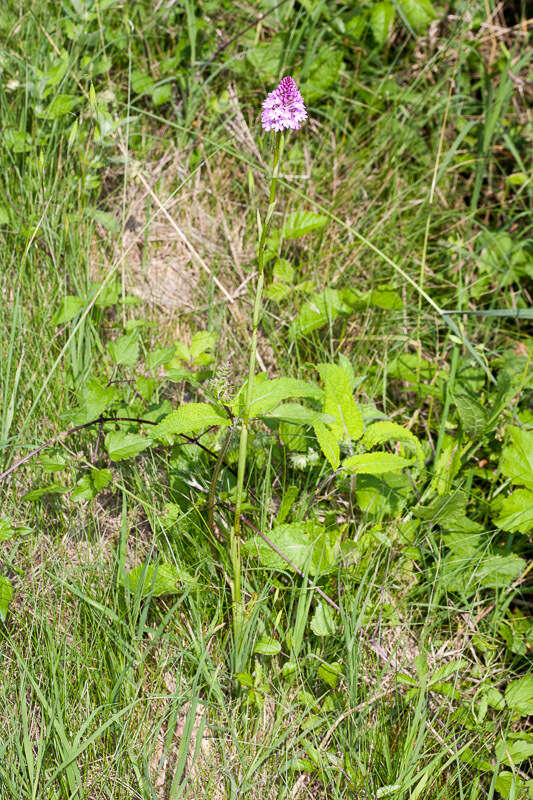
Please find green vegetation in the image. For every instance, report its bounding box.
[1,1,532,797]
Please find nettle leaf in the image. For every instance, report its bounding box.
[264,403,328,426]
[254,637,281,656]
[505,675,533,717]
[370,2,396,45]
[495,738,533,766]
[282,211,328,239]
[476,554,525,589]
[362,421,424,465]
[105,431,151,461]
[499,426,533,490]
[453,391,488,438]
[290,288,350,337]
[52,295,85,325]
[152,403,230,439]
[397,0,437,33]
[0,575,14,622]
[310,601,337,636]
[147,345,176,370]
[190,330,216,361]
[343,452,413,475]
[233,376,322,418]
[314,421,340,470]
[71,468,112,502]
[317,661,342,688]
[492,489,533,534]
[414,491,466,525]
[108,330,139,366]
[317,363,363,443]
[244,522,339,577]
[82,377,118,420]
[123,562,194,598]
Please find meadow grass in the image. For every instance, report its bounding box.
[0,1,532,798]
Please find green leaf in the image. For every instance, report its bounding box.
[37,94,79,118]
[290,288,350,337]
[414,491,466,525]
[152,403,229,439]
[246,38,283,81]
[24,484,69,501]
[370,2,395,45]
[505,675,533,717]
[108,330,139,366]
[123,562,194,598]
[499,426,533,489]
[233,377,322,418]
[453,391,488,438]
[317,363,364,442]
[52,295,85,325]
[281,211,328,240]
[264,402,324,426]
[343,452,413,475]
[397,0,437,33]
[131,69,155,95]
[0,575,13,622]
[492,489,533,534]
[146,345,176,370]
[276,486,299,525]
[314,421,340,470]
[254,637,281,656]
[369,286,403,310]
[105,431,151,461]
[310,602,336,636]
[190,330,216,361]
[71,468,112,502]
[151,83,172,106]
[362,421,424,464]
[317,661,342,687]
[81,377,117,420]
[87,208,120,233]
[477,554,525,589]
[495,738,533,766]
[244,522,339,577]
[302,48,343,102]
[0,519,14,542]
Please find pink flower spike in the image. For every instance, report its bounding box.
[261,76,307,132]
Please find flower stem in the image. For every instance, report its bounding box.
[231,132,283,663]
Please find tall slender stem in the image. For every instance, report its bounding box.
[231,132,283,660]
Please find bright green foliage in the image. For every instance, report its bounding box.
[343,452,413,475]
[244,522,339,577]
[505,676,533,717]
[310,602,337,636]
[152,403,230,439]
[122,562,194,598]
[492,489,533,534]
[499,427,533,489]
[317,363,364,443]
[370,2,395,45]
[105,431,151,461]
[362,421,424,464]
[0,576,13,622]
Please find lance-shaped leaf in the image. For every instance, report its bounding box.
[362,421,424,465]
[152,403,230,439]
[317,363,363,443]
[343,452,413,475]
[232,376,323,418]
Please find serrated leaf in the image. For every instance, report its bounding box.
[477,554,525,589]
[302,47,343,102]
[499,426,533,490]
[37,94,79,119]
[0,575,13,622]
[290,288,351,337]
[414,491,466,525]
[88,208,120,233]
[152,403,229,439]
[370,2,395,45]
[264,402,324,426]
[398,0,437,33]
[108,330,139,366]
[343,452,412,475]
[72,468,112,501]
[105,431,151,461]
[123,562,194,598]
[282,211,328,239]
[453,391,488,438]
[495,738,533,766]
[505,675,533,717]
[362,421,423,464]
[317,363,363,442]
[146,345,176,370]
[0,519,14,542]
[314,421,340,470]
[131,69,155,95]
[52,295,85,325]
[492,489,533,534]
[310,602,336,636]
[233,377,322,418]
[244,522,339,577]
[190,330,216,360]
[317,661,342,687]
[81,377,117,420]
[254,637,281,655]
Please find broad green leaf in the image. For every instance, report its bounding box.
[190,330,216,360]
[147,345,176,370]
[494,771,531,800]
[131,69,155,95]
[52,295,85,325]
[492,489,533,534]
[362,421,424,464]
[343,452,412,475]
[24,484,69,501]
[302,48,343,102]
[317,661,342,687]
[264,403,325,426]
[453,391,488,438]
[369,286,403,310]
[495,738,533,766]
[290,289,350,337]
[152,403,229,439]
[370,2,395,45]
[499,427,533,489]
[244,522,339,577]
[355,472,413,517]
[317,363,363,442]
[0,575,13,622]
[37,94,79,118]
[276,486,299,524]
[0,519,14,542]
[71,468,112,502]
[254,637,281,656]
[477,554,525,589]
[108,330,139,366]
[246,37,283,80]
[282,211,328,239]
[123,562,194,598]
[82,377,117,420]
[105,431,151,461]
[234,377,322,418]
[88,208,120,233]
[313,421,340,470]
[310,602,336,636]
[505,675,533,717]
[397,0,436,33]
[151,83,172,106]
[414,491,466,525]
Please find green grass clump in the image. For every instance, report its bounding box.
[1,1,532,798]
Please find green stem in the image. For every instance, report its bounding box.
[231,132,283,661]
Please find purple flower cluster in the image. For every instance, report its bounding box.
[261,76,307,132]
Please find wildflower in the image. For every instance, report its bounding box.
[261,76,307,132]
